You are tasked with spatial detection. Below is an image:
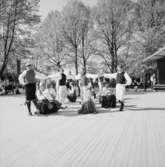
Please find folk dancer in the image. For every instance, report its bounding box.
[19,63,39,115]
[36,82,63,115]
[104,65,132,111]
[79,70,88,103]
[58,69,67,103]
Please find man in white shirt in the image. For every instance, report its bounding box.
[104,65,132,111]
[19,63,39,115]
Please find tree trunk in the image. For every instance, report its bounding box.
[83,59,86,74]
[75,45,78,74]
[0,0,17,78]
[82,33,86,73]
[111,51,115,73]
[108,42,115,73]
[114,42,118,72]
[0,56,8,78]
[0,12,10,78]
[110,31,118,73]
[57,61,61,71]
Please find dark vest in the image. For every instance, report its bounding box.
[59,73,66,86]
[24,69,36,84]
[116,72,126,84]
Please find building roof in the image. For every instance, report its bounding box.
[143,47,165,63]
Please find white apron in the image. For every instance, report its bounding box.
[59,85,67,102]
[116,83,126,101]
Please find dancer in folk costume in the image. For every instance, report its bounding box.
[58,69,67,103]
[19,63,39,115]
[79,70,88,103]
[100,82,116,108]
[78,70,97,114]
[104,65,132,111]
[78,81,97,114]
[36,82,63,115]
[67,81,77,102]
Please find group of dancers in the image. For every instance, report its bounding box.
[19,63,132,116]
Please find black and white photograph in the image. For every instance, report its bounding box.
[0,0,165,166]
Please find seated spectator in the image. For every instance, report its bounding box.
[134,79,140,92]
[0,79,5,95]
[36,82,46,101]
[150,73,156,91]
[4,79,16,94]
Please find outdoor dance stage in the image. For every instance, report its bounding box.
[0,91,165,167]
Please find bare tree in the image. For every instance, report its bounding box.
[78,5,94,73]
[0,0,40,78]
[134,0,165,57]
[61,0,87,74]
[35,11,64,71]
[94,0,133,72]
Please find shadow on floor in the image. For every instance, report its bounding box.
[0,94,24,99]
[35,106,165,117]
[124,103,165,111]
[36,106,123,117]
[34,103,165,117]
[126,89,159,95]
[129,107,165,111]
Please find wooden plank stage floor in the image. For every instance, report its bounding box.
[0,91,165,167]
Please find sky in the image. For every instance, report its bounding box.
[39,0,98,19]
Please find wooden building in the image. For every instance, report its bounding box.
[143,47,165,90]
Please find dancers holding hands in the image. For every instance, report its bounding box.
[19,65,132,115]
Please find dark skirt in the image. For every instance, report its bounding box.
[78,99,97,114]
[25,83,36,101]
[101,95,116,108]
[38,99,61,115]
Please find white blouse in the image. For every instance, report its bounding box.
[42,88,56,101]
[104,72,132,86]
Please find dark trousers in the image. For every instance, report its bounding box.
[25,83,38,114]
